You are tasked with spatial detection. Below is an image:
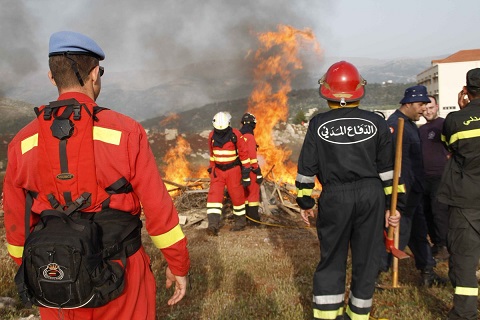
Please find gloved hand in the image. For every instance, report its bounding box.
[241,167,251,187]
[207,167,213,174]
[252,167,263,184]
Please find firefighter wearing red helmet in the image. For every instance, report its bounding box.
[296,61,403,320]
[240,112,263,225]
[206,112,251,235]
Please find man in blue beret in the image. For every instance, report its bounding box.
[3,31,190,320]
[377,85,447,287]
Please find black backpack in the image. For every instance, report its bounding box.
[15,208,142,309]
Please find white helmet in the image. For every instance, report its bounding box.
[212,112,231,130]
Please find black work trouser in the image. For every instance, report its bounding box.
[423,175,449,247]
[380,190,436,271]
[448,207,480,320]
[313,179,384,320]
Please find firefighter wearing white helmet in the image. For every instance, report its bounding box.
[295,61,402,319]
[240,112,263,226]
[206,111,251,235]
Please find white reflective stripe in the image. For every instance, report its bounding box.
[455,286,478,296]
[21,133,38,154]
[207,208,222,215]
[233,204,246,211]
[296,173,315,184]
[349,292,372,308]
[213,150,237,155]
[378,170,393,181]
[313,293,344,305]
[207,202,223,208]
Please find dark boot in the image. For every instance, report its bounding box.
[421,267,448,287]
[246,206,261,226]
[231,215,246,231]
[207,214,220,236]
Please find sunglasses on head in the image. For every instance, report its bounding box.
[99,66,104,77]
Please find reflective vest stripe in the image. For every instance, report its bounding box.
[297,189,313,197]
[21,134,38,154]
[296,174,315,184]
[313,307,344,319]
[313,293,344,304]
[384,184,406,195]
[346,306,370,320]
[7,243,24,259]
[447,128,480,146]
[150,224,185,249]
[213,150,237,155]
[379,170,394,181]
[93,126,122,145]
[455,286,478,296]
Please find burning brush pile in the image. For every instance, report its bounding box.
[159,25,322,229]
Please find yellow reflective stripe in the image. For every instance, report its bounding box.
[248,201,260,206]
[150,224,185,249]
[21,133,38,154]
[213,150,237,155]
[251,159,258,164]
[346,306,369,320]
[455,286,478,296]
[384,184,405,195]
[207,209,222,215]
[449,128,480,145]
[213,156,238,162]
[241,158,250,165]
[313,307,344,319]
[441,134,448,144]
[297,189,313,197]
[93,126,122,145]
[7,243,24,258]
[210,156,215,161]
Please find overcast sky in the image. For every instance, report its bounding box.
[1,0,479,96]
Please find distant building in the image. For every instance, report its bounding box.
[417,49,480,118]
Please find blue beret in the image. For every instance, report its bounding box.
[49,31,105,60]
[399,85,430,104]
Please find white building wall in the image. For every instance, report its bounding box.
[418,60,480,119]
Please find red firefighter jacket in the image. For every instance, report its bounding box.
[3,92,190,276]
[208,128,250,169]
[242,132,259,170]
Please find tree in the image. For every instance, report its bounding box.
[293,109,307,125]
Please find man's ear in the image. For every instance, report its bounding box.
[48,71,57,87]
[89,65,99,83]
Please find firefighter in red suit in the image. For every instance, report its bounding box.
[240,112,264,225]
[207,112,251,235]
[3,31,190,320]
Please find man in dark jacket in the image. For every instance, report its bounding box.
[438,68,480,320]
[296,61,401,320]
[379,85,446,287]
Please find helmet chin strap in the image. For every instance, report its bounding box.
[327,99,360,109]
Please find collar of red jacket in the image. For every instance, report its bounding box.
[57,92,95,104]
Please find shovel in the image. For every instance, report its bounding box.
[384,117,410,287]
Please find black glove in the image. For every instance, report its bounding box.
[241,167,251,187]
[252,167,263,184]
[207,167,213,174]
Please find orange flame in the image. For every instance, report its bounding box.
[162,136,192,184]
[248,25,321,184]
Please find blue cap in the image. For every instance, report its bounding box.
[399,85,430,104]
[49,31,105,60]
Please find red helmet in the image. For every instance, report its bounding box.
[318,61,366,103]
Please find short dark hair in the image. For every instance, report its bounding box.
[427,95,437,104]
[49,55,98,89]
[466,86,480,99]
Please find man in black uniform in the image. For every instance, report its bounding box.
[296,61,402,320]
[437,68,480,320]
[379,85,447,287]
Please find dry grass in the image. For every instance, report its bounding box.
[0,212,475,320]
